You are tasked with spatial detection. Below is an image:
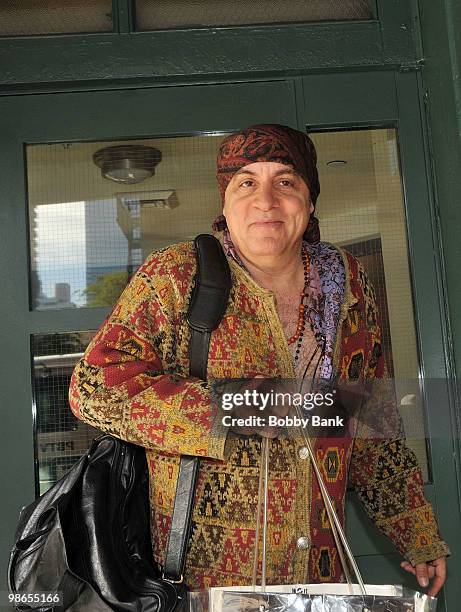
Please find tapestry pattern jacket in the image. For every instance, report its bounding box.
[69,240,449,589]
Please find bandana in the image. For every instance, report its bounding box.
[216,123,320,205]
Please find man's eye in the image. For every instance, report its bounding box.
[278,178,294,187]
[240,179,254,188]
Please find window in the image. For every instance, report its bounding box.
[310,127,428,478]
[32,332,98,495]
[29,126,429,491]
[136,0,374,31]
[28,135,225,309]
[0,0,113,36]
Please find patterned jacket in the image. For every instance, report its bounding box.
[69,239,449,589]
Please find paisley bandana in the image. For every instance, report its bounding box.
[216,123,320,205]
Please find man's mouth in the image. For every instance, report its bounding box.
[250,220,283,227]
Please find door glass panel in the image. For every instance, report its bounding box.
[0,0,113,36]
[29,126,428,482]
[310,127,428,479]
[28,135,225,310]
[32,331,98,495]
[136,0,374,30]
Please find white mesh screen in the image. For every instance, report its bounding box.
[27,127,429,481]
[0,0,112,36]
[311,128,428,480]
[136,0,373,30]
[27,135,225,310]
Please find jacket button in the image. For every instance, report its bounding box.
[298,447,309,459]
[296,536,310,549]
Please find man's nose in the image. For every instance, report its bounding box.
[253,184,278,210]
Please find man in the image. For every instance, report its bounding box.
[69,124,448,594]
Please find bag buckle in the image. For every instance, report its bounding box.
[162,572,184,584]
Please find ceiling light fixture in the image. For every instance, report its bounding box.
[93,145,162,184]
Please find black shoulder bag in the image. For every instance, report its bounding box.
[8,234,232,612]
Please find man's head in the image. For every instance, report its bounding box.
[216,124,320,207]
[214,124,320,255]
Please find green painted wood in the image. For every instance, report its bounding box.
[370,0,379,20]
[395,80,461,612]
[27,309,110,334]
[377,0,418,66]
[0,0,423,94]
[0,133,36,589]
[113,0,135,34]
[301,70,397,127]
[417,2,461,609]
[0,22,389,90]
[419,0,461,379]
[395,71,450,381]
[0,0,424,93]
[13,81,297,144]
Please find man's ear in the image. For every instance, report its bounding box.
[309,199,315,214]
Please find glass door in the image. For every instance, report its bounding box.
[300,72,458,610]
[28,132,229,494]
[0,73,457,609]
[0,79,298,579]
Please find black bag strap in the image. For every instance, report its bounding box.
[162,234,232,582]
[187,234,232,378]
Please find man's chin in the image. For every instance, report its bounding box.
[244,237,288,258]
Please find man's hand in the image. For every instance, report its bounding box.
[226,377,294,438]
[400,557,447,596]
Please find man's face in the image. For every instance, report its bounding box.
[222,161,313,259]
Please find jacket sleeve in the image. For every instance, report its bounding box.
[346,275,450,565]
[68,249,228,459]
[348,376,450,564]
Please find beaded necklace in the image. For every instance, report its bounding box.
[287,247,310,363]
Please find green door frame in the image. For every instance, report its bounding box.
[0,0,418,92]
[0,72,458,609]
[0,77,300,586]
[295,69,461,610]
